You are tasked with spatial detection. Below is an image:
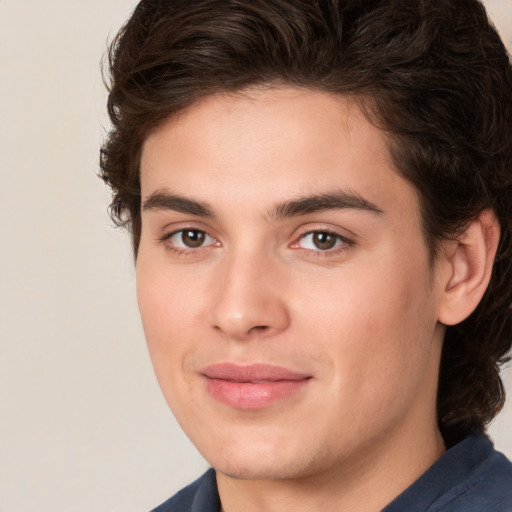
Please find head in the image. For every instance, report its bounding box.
[100,0,512,456]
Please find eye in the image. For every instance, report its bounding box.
[166,229,216,249]
[298,231,347,251]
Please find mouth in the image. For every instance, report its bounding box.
[201,363,312,410]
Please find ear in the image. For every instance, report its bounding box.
[437,210,500,326]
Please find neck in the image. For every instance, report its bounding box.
[217,421,446,512]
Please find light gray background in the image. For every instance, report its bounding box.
[0,1,510,511]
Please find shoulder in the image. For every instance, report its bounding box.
[150,469,220,512]
[384,434,512,512]
[443,436,512,511]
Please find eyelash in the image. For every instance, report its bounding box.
[159,228,354,258]
[160,228,218,256]
[294,229,353,258]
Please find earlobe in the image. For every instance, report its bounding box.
[438,210,500,326]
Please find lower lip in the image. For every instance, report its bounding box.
[203,377,310,409]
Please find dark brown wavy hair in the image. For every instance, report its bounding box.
[100,0,512,441]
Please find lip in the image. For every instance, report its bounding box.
[201,363,312,410]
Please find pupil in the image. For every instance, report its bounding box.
[313,232,336,250]
[182,230,205,248]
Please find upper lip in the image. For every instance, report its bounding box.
[201,363,311,382]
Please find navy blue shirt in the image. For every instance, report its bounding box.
[151,434,512,511]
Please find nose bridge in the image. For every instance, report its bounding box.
[210,243,289,340]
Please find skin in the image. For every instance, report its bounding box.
[137,88,454,512]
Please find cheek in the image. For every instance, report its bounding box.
[136,258,206,393]
[294,255,437,394]
[136,271,207,434]
[137,253,208,336]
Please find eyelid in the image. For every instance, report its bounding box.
[292,223,355,242]
[158,220,217,240]
[298,231,346,250]
[167,229,216,247]
[159,224,220,253]
[156,222,354,256]
[289,225,355,255]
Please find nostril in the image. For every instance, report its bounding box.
[250,325,270,333]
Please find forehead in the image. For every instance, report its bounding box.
[140,87,420,222]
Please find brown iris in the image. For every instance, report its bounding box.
[312,232,337,250]
[181,230,206,248]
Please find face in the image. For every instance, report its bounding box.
[137,88,446,482]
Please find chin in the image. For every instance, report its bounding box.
[199,433,328,482]
[212,457,315,481]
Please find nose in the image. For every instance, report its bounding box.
[210,251,290,341]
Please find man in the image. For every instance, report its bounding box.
[100,0,512,510]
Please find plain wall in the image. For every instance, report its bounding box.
[0,1,510,511]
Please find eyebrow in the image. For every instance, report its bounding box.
[268,191,383,220]
[142,190,215,217]
[141,189,383,219]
